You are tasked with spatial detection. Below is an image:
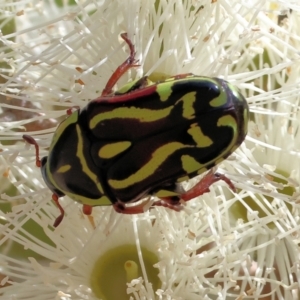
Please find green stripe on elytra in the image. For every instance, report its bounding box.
[76,124,105,195]
[209,91,227,107]
[227,82,242,102]
[89,106,173,129]
[99,141,132,159]
[57,164,71,173]
[217,115,237,135]
[190,115,238,176]
[156,82,172,102]
[187,124,213,147]
[180,92,196,119]
[108,142,189,189]
[181,155,204,173]
[49,111,78,152]
[90,91,197,130]
[46,112,78,190]
[215,115,238,160]
[108,115,237,190]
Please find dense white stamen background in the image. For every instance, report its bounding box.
[0,0,300,299]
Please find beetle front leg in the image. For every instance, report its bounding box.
[101,33,139,96]
[23,135,42,167]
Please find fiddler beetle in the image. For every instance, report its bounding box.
[23,33,249,227]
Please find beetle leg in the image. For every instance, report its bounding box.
[82,204,93,215]
[52,194,65,227]
[113,168,235,215]
[23,135,41,167]
[150,199,184,212]
[113,198,152,214]
[113,197,185,214]
[101,33,139,96]
[181,170,236,202]
[152,170,236,209]
[82,205,95,229]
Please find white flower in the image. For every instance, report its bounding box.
[0,0,300,299]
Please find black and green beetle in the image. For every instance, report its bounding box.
[24,33,249,226]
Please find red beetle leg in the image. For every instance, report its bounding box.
[23,135,41,167]
[101,33,139,96]
[23,135,66,227]
[181,170,236,202]
[82,205,95,228]
[113,197,183,214]
[152,171,235,211]
[82,204,92,215]
[150,199,184,212]
[52,194,65,227]
[113,198,152,214]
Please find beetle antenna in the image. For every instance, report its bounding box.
[23,135,41,168]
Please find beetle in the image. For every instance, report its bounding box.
[23,33,249,227]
